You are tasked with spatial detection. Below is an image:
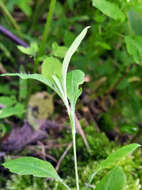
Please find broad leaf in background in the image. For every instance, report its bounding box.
[41,57,62,81]
[95,166,126,190]
[128,10,142,36]
[62,26,90,98]
[67,70,85,110]
[125,35,142,63]
[17,42,38,57]
[17,0,32,16]
[92,0,125,21]
[0,96,16,107]
[8,0,32,16]
[100,143,140,169]
[0,103,25,119]
[3,157,61,180]
[51,42,67,58]
[120,124,139,135]
[67,0,74,10]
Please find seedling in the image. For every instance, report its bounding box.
[1,27,140,190]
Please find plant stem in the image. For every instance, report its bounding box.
[34,0,56,71]
[61,180,71,190]
[0,0,23,38]
[85,168,101,190]
[30,0,41,33]
[69,110,80,190]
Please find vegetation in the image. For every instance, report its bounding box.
[0,0,142,189]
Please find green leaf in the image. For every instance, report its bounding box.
[67,70,85,109]
[17,42,38,57]
[125,35,142,63]
[16,0,32,16]
[3,157,61,180]
[1,73,53,90]
[95,166,126,190]
[92,0,125,21]
[100,143,140,169]
[62,26,90,97]
[120,124,139,135]
[67,0,74,10]
[41,57,62,81]
[52,42,67,58]
[0,103,25,119]
[0,96,16,107]
[128,10,142,36]
[0,73,62,99]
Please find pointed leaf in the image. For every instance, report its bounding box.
[100,143,140,169]
[95,166,126,190]
[92,0,125,21]
[1,73,52,89]
[1,73,61,98]
[67,70,85,109]
[3,157,61,180]
[62,26,90,95]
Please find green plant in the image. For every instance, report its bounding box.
[1,27,140,190]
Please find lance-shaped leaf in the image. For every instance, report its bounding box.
[67,70,85,109]
[62,26,90,98]
[3,157,61,180]
[100,143,140,169]
[1,73,61,97]
[92,0,125,22]
[95,166,126,190]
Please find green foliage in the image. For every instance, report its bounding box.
[0,96,25,119]
[99,144,140,169]
[125,35,142,63]
[3,157,61,180]
[67,70,85,109]
[17,42,38,57]
[92,0,125,21]
[51,42,67,58]
[95,166,126,190]
[41,57,62,81]
[1,0,142,189]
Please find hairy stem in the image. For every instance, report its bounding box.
[34,0,56,71]
[0,0,23,38]
[69,110,80,190]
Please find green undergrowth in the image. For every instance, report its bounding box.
[2,125,142,190]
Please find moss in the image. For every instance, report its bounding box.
[2,175,48,190]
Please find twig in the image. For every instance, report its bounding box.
[0,25,28,47]
[75,115,90,150]
[56,142,72,172]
